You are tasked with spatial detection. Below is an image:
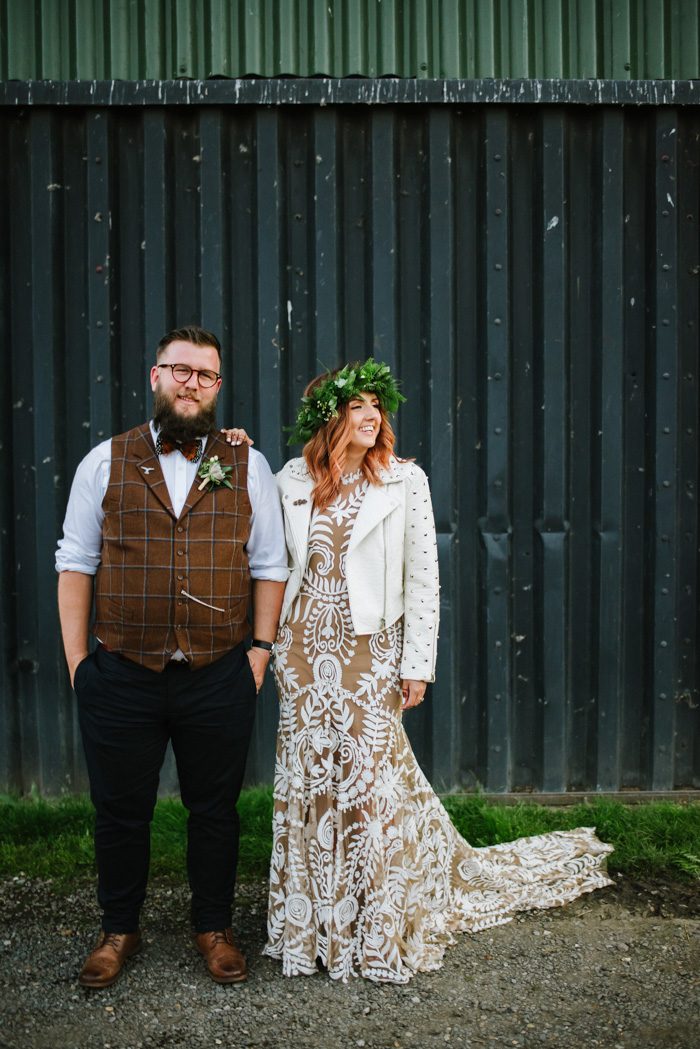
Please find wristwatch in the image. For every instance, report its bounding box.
[251,639,274,652]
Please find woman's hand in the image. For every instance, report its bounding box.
[220,427,254,447]
[247,647,271,693]
[401,679,427,710]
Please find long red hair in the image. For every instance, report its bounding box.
[302,373,397,510]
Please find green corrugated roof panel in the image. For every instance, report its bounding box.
[1,0,699,81]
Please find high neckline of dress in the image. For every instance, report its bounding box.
[340,468,363,484]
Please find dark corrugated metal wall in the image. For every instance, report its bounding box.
[2,0,700,80]
[1,91,698,793]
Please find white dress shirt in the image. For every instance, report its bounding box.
[55,422,289,582]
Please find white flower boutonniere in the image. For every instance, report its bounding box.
[197,455,233,491]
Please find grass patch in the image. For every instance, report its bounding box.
[1,789,698,886]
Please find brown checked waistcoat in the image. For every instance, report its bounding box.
[93,424,252,671]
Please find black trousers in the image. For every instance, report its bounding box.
[74,643,257,934]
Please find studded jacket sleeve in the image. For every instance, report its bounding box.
[400,464,440,682]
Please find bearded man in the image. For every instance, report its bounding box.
[56,325,287,988]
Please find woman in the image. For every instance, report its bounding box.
[227,359,612,984]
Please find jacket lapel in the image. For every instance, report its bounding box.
[130,424,176,517]
[282,475,314,567]
[348,478,400,551]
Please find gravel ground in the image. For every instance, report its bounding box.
[0,874,698,1049]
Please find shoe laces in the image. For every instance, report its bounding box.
[205,930,230,947]
[102,932,124,952]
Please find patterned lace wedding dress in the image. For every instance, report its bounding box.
[264,474,613,983]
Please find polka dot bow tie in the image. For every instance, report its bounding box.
[156,435,203,463]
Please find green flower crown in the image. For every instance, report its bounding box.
[287,358,406,445]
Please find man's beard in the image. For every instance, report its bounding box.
[152,389,218,442]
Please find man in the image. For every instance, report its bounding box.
[56,325,287,988]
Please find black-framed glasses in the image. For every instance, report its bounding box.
[157,363,221,389]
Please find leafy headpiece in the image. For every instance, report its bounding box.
[287,358,406,445]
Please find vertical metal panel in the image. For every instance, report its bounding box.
[619,110,649,789]
[2,0,700,80]
[651,108,680,790]
[539,111,568,793]
[595,110,626,791]
[199,110,226,340]
[30,110,71,793]
[481,110,511,791]
[143,111,169,395]
[9,109,36,788]
[427,107,458,789]
[0,110,15,790]
[510,109,538,791]
[675,112,700,789]
[1,96,699,794]
[312,110,341,381]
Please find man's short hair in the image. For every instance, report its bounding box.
[157,325,222,364]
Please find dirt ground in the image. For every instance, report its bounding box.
[0,874,698,1049]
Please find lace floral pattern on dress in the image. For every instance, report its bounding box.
[265,480,613,983]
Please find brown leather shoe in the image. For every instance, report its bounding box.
[195,928,247,984]
[78,931,142,988]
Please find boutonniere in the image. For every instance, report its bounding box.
[197,455,233,491]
